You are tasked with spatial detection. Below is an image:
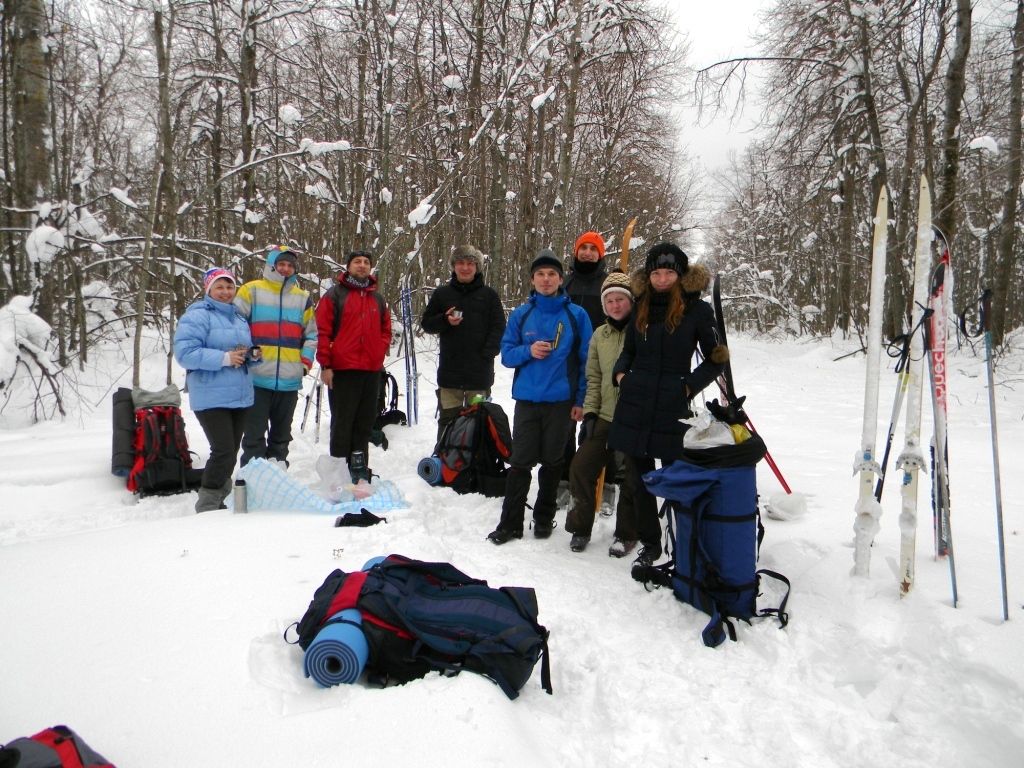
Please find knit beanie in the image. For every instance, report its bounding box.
[204,268,237,294]
[451,244,484,270]
[530,248,564,276]
[644,242,689,276]
[574,231,606,259]
[346,249,374,268]
[600,271,634,311]
[270,247,298,268]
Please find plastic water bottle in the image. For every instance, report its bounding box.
[233,479,247,513]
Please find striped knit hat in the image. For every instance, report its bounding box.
[600,270,633,310]
[203,268,237,294]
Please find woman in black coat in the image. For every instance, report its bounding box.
[608,243,728,569]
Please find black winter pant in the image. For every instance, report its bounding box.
[240,387,299,466]
[195,407,248,490]
[627,454,665,553]
[497,400,572,533]
[566,418,637,539]
[327,369,381,463]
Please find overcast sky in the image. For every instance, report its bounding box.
[665,0,768,172]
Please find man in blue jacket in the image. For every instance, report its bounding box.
[487,250,592,544]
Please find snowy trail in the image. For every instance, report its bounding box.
[1,333,1022,767]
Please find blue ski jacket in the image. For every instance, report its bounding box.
[501,290,592,407]
[174,296,255,412]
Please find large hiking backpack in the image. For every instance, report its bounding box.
[124,386,204,496]
[287,554,552,700]
[635,435,791,648]
[0,725,115,768]
[434,400,512,497]
[370,369,407,450]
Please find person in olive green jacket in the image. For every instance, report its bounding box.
[565,271,637,556]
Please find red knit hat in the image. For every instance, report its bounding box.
[203,268,237,294]
[574,231,605,259]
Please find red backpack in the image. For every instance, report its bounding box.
[126,405,202,496]
[0,726,115,768]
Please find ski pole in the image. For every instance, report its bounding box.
[711,374,793,494]
[300,366,319,433]
[875,317,927,501]
[314,379,323,444]
[963,290,1009,620]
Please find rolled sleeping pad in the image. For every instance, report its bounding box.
[362,556,387,571]
[112,387,137,477]
[417,456,444,485]
[303,608,369,687]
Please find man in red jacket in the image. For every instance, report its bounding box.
[315,250,392,477]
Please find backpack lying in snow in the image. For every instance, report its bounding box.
[0,725,115,768]
[635,435,791,648]
[287,554,552,700]
[433,401,512,497]
[125,386,204,497]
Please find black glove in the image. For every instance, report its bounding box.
[706,396,748,426]
[334,508,387,528]
[582,413,598,441]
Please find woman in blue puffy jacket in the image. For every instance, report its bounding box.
[174,268,257,512]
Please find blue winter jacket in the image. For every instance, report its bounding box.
[501,290,592,406]
[173,296,255,412]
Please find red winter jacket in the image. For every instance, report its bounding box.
[315,275,391,371]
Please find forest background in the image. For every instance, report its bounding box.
[1,0,1023,418]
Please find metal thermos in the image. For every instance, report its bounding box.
[233,479,247,513]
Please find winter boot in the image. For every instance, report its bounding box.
[533,464,562,530]
[489,467,531,542]
[569,534,590,553]
[219,479,233,507]
[195,486,225,513]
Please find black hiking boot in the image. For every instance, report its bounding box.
[630,544,662,581]
[569,534,590,553]
[487,527,523,545]
[532,518,556,539]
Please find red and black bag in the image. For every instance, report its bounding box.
[126,405,203,496]
[286,554,552,700]
[435,401,512,497]
[0,725,115,768]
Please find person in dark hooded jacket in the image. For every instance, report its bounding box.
[609,242,728,572]
[421,244,506,443]
[558,231,611,490]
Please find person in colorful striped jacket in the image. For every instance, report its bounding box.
[234,246,318,468]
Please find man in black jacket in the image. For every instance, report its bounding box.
[560,232,610,491]
[421,244,507,443]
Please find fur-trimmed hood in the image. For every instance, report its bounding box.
[631,261,711,298]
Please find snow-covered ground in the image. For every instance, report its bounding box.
[2,329,1022,767]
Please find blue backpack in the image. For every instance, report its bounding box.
[637,437,791,647]
[287,555,552,699]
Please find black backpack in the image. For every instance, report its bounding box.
[286,554,552,700]
[0,725,115,768]
[370,370,407,450]
[434,401,512,497]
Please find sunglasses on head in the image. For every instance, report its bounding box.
[653,252,678,269]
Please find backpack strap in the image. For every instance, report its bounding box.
[755,569,791,628]
[499,586,553,696]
